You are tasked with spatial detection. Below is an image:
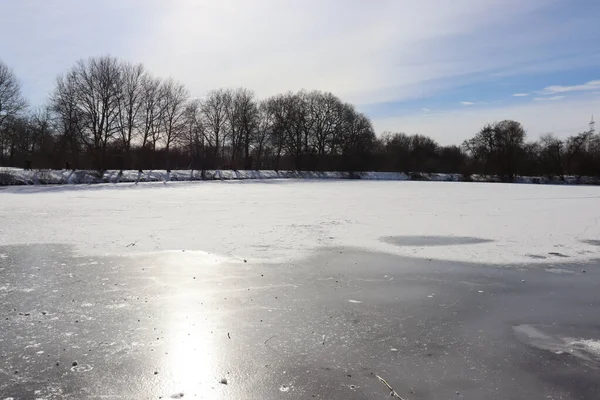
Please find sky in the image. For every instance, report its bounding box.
[1,0,599,144]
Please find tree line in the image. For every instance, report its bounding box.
[1,56,598,180]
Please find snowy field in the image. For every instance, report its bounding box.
[1,180,599,265]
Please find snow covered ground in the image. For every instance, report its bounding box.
[1,167,599,186]
[0,168,413,185]
[1,180,599,265]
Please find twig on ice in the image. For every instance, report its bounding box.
[376,375,407,399]
[264,335,276,345]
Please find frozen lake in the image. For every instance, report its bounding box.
[1,180,600,264]
[1,180,600,399]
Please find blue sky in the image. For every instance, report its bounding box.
[1,0,599,144]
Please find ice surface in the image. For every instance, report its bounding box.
[1,180,599,265]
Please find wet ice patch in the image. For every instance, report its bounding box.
[545,268,575,274]
[381,235,493,247]
[129,250,233,267]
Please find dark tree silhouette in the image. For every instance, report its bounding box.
[2,55,600,181]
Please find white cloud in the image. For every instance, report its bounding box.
[1,0,599,115]
[540,80,600,95]
[533,96,565,101]
[372,95,600,145]
[422,108,431,112]
[460,101,475,106]
[512,93,529,97]
[122,0,579,104]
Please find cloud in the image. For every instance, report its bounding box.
[512,93,529,97]
[422,108,431,112]
[540,80,600,95]
[533,95,565,101]
[1,0,600,114]
[129,0,600,105]
[460,101,475,106]
[74,0,594,105]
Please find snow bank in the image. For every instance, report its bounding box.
[0,168,383,185]
[1,180,599,266]
[2,167,598,186]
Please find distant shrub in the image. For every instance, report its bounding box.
[347,171,362,179]
[0,170,17,185]
[409,172,429,181]
[36,169,53,184]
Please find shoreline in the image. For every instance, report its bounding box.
[1,168,599,186]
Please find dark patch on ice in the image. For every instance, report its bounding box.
[582,239,600,247]
[381,235,493,247]
[548,252,570,258]
[526,254,547,259]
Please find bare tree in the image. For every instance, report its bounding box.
[52,56,123,170]
[339,104,376,162]
[201,89,229,161]
[28,107,55,166]
[50,70,82,168]
[0,60,27,130]
[308,91,342,156]
[158,78,189,169]
[254,100,274,169]
[464,120,525,180]
[564,131,593,176]
[181,99,205,169]
[139,75,163,152]
[265,93,294,170]
[0,61,28,164]
[281,92,306,170]
[116,62,145,168]
[226,88,258,168]
[538,134,564,178]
